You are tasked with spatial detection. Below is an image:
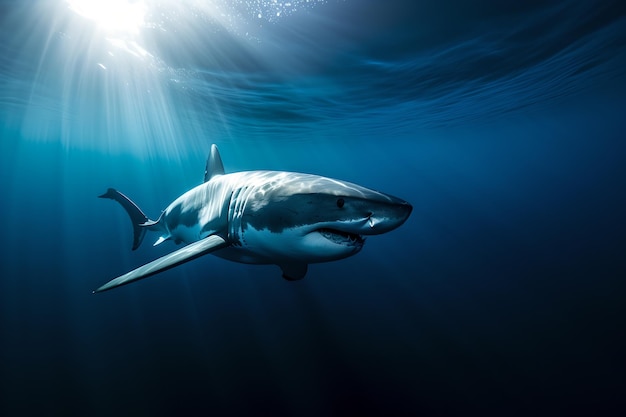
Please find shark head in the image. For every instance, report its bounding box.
[233,172,413,264]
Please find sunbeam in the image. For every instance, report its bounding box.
[9,0,330,156]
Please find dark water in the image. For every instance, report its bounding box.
[1,1,625,416]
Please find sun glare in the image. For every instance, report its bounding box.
[65,0,146,34]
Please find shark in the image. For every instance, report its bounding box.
[94,145,412,293]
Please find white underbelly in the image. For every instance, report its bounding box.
[232,225,360,264]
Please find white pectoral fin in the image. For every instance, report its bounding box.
[94,235,229,293]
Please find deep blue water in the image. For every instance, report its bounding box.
[1,1,626,416]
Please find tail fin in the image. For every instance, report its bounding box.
[99,188,152,250]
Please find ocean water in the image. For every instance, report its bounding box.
[1,0,625,416]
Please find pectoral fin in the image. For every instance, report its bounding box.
[94,235,229,293]
[280,263,308,281]
[153,235,170,246]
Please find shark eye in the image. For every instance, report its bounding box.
[336,198,345,208]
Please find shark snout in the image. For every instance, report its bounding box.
[359,199,412,235]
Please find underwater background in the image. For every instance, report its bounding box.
[1,0,625,416]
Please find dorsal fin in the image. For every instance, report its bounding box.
[204,144,225,182]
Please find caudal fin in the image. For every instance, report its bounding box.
[99,188,152,250]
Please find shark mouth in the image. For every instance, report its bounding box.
[318,228,365,246]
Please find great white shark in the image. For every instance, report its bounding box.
[94,145,412,293]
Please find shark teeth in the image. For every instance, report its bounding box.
[318,228,364,245]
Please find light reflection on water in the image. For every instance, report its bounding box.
[2,0,333,154]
